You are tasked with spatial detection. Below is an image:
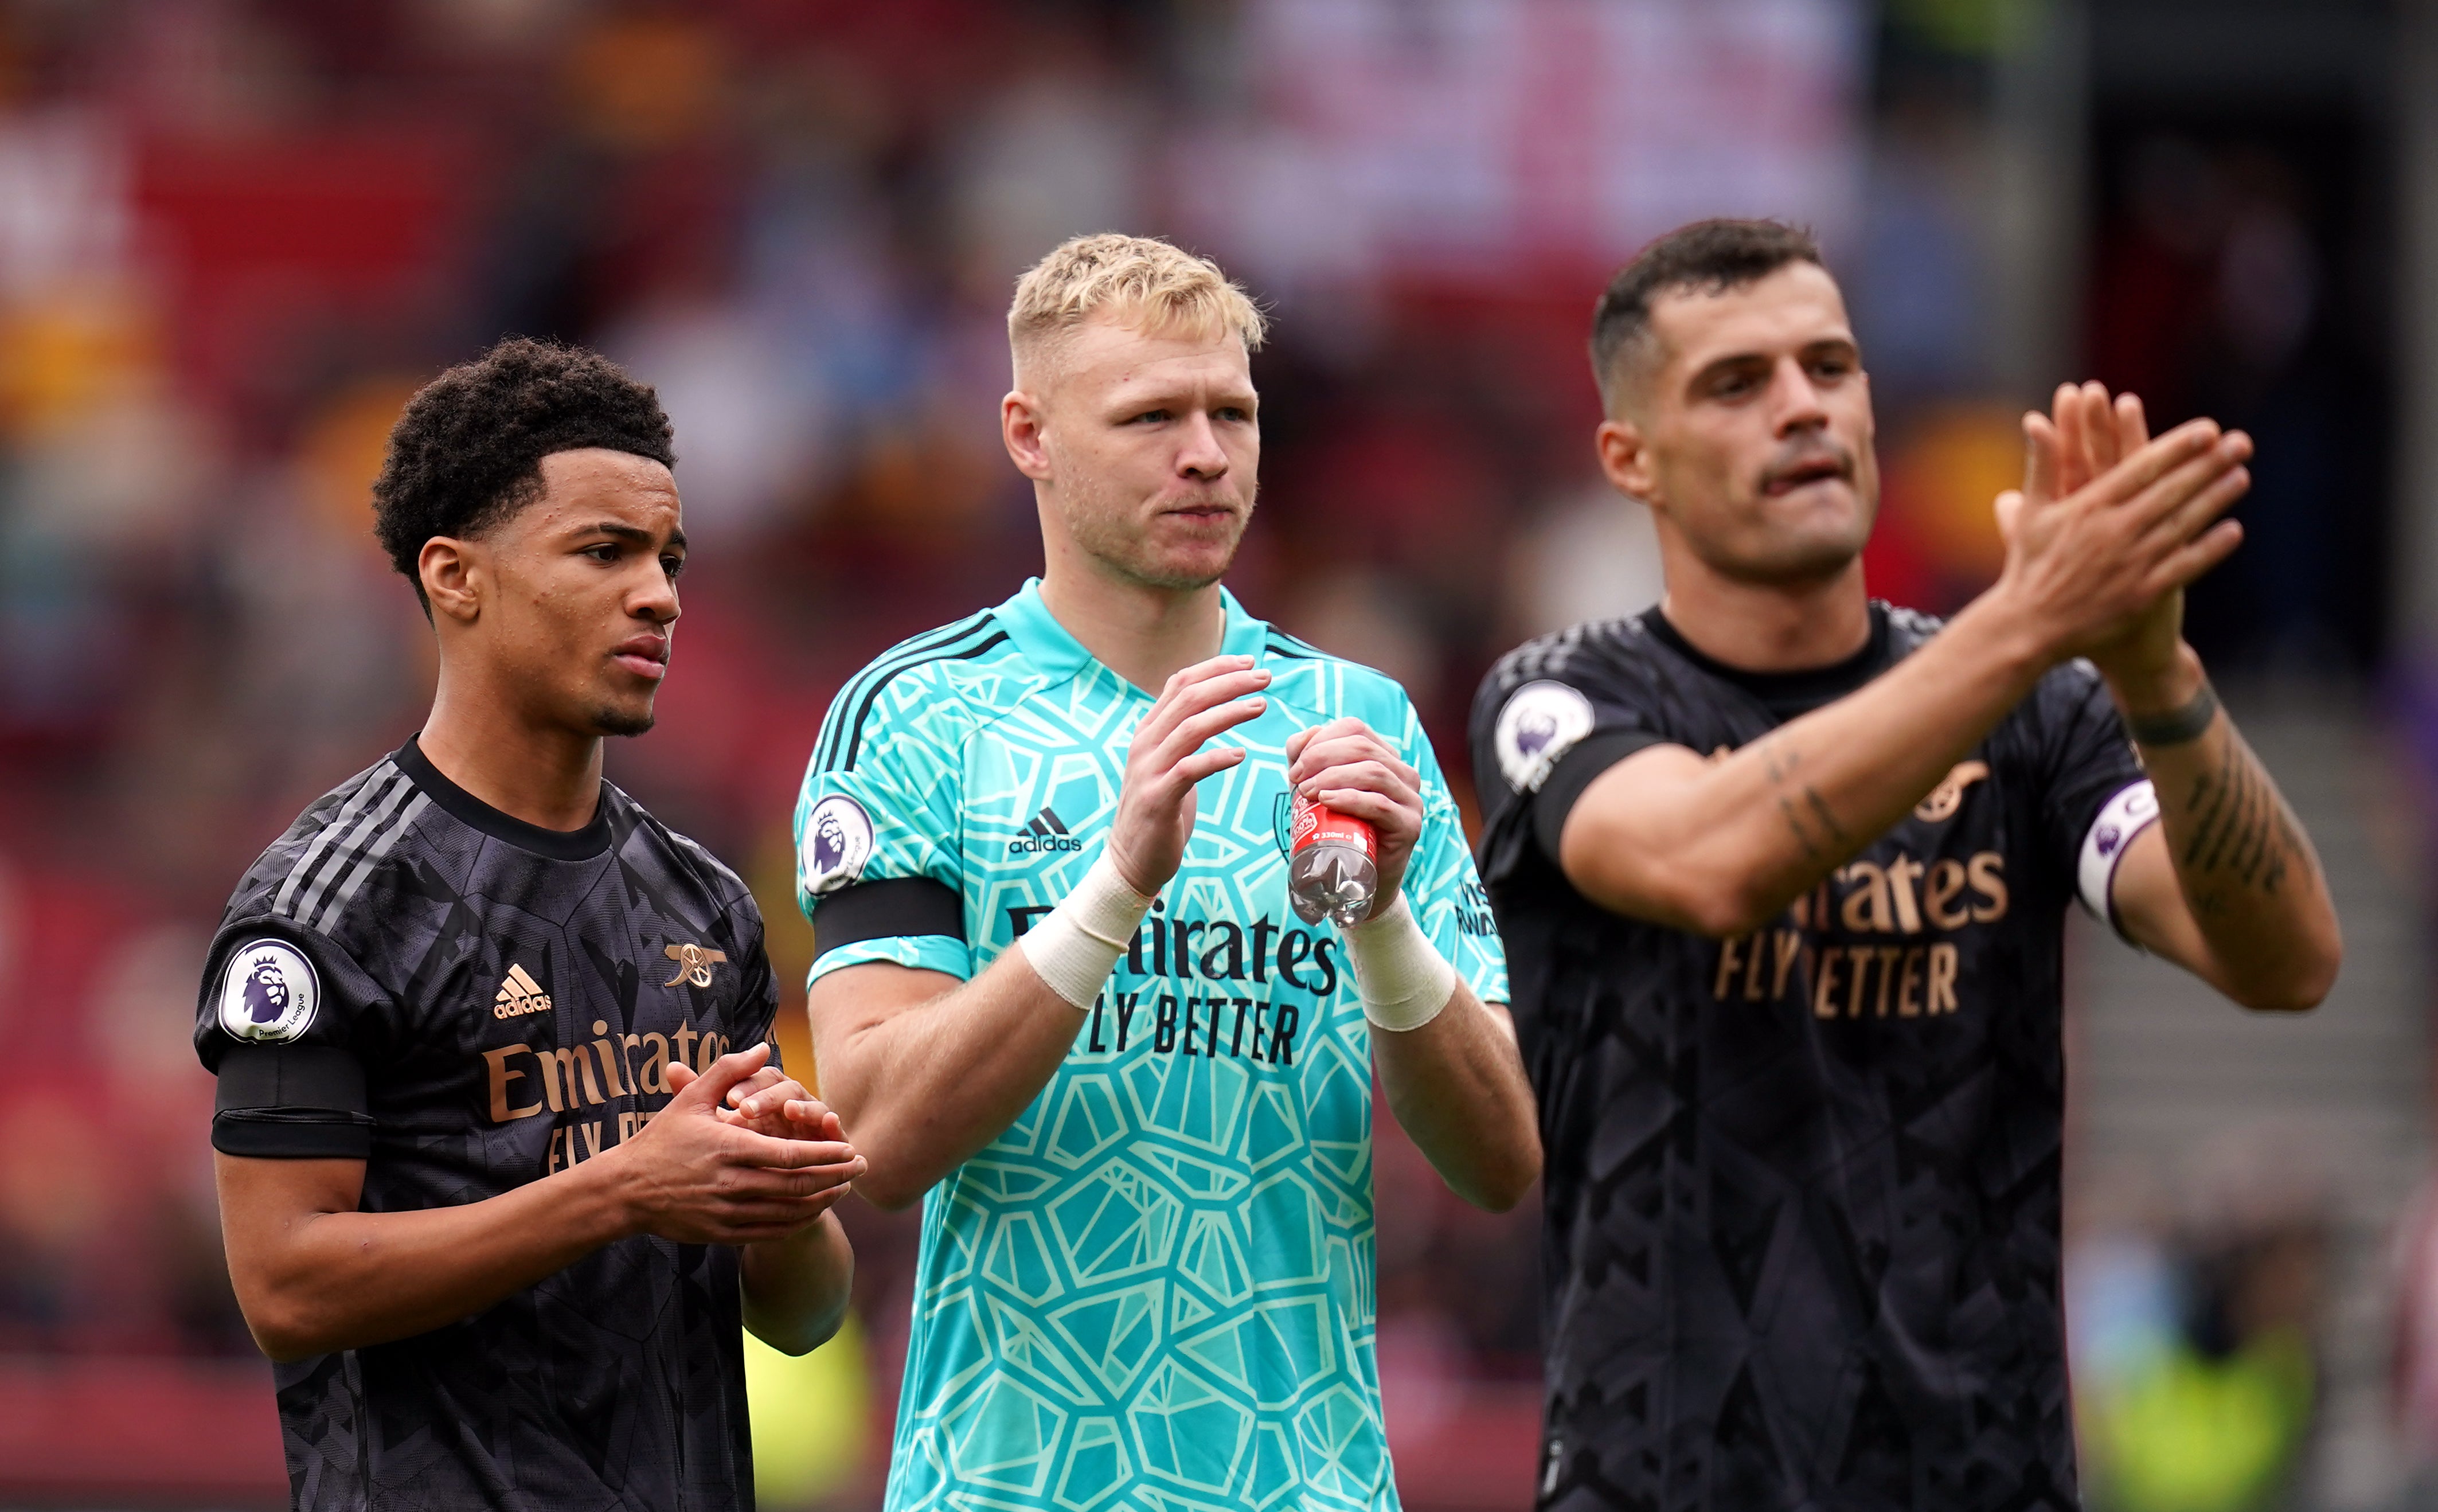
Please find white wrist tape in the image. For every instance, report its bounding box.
[1019,852,1154,1010]
[1344,894,1458,1033]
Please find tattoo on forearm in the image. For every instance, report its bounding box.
[1760,737,1845,861]
[2180,729,2304,909]
[2128,681,2220,747]
[1776,796,1823,861]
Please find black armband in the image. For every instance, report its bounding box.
[812,876,964,960]
[2125,681,2220,748]
[1533,729,1667,864]
[213,1045,375,1159]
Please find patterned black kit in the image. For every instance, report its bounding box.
[1471,605,2148,1512]
[194,737,779,1511]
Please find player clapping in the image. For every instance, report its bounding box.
[201,340,859,1511]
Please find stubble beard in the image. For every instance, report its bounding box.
[1674,429,1879,587]
[587,697,658,738]
[1716,529,1868,587]
[1064,476,1255,592]
[1699,478,1877,588]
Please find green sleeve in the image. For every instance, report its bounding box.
[795,678,973,986]
[1394,699,1509,1005]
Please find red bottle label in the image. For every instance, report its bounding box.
[1291,791,1376,859]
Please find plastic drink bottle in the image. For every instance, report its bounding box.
[1288,790,1378,927]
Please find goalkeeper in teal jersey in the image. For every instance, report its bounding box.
[795,234,1542,1511]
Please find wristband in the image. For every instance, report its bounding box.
[1018,852,1154,1010]
[2124,679,2219,747]
[1343,894,1458,1033]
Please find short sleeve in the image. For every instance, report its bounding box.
[196,917,389,1158]
[1469,653,1669,886]
[2035,661,2151,880]
[798,682,973,985]
[726,894,784,1051]
[1398,703,1510,1006]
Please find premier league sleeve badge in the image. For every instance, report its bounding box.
[800,794,876,896]
[218,938,322,1043]
[1495,681,1597,794]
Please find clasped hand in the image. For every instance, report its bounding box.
[612,1041,865,1247]
[1990,379,2251,667]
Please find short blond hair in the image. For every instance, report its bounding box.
[1009,233,1266,370]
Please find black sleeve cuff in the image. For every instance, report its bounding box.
[1533,728,1668,865]
[216,1044,367,1113]
[812,876,964,960]
[212,1108,376,1159]
[213,1045,372,1158]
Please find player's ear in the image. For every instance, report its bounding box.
[1002,389,1053,482]
[419,537,482,624]
[1597,415,1659,507]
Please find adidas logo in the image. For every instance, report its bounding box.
[1007,806,1084,855]
[493,963,553,1019]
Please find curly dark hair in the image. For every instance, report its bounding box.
[1589,218,1824,411]
[371,337,675,612]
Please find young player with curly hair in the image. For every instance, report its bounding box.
[202,337,861,1510]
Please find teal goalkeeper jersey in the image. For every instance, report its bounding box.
[796,580,1507,1512]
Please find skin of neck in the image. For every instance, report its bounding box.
[420,658,606,833]
[1653,523,1873,673]
[1036,526,1227,693]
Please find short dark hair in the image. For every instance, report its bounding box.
[1588,218,1825,411]
[371,337,675,612]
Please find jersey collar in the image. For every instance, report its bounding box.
[996,577,1269,695]
[395,735,616,862]
[1642,601,1894,721]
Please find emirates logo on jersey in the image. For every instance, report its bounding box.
[1709,849,2013,1021]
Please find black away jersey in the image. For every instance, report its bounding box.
[194,737,779,1512]
[1468,605,2148,1512]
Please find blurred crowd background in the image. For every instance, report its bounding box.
[0,0,2424,1507]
